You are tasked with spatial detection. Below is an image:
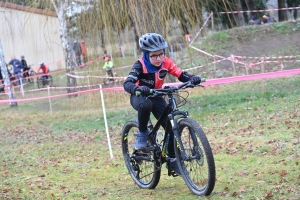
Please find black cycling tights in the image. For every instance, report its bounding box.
[130,95,175,157]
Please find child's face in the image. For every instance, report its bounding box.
[149,50,165,67]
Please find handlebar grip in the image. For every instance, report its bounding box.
[201,78,206,82]
[135,89,153,96]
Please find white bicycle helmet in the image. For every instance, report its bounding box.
[139,33,168,52]
[39,61,44,65]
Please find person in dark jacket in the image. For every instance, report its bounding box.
[72,40,82,66]
[123,33,201,176]
[8,56,23,84]
[249,15,261,25]
[21,55,31,82]
[9,56,23,74]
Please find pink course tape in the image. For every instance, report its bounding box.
[0,69,299,103]
[202,68,300,86]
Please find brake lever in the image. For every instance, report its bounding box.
[146,90,160,99]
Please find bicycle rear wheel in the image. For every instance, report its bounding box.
[37,77,44,88]
[103,77,109,85]
[29,71,36,83]
[175,118,215,196]
[121,119,161,189]
[36,77,41,88]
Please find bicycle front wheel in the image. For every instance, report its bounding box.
[121,119,161,189]
[175,118,215,196]
[36,77,42,88]
[47,75,53,86]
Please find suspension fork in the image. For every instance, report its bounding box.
[168,112,189,160]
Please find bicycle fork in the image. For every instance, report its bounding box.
[168,112,200,162]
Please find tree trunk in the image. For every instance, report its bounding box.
[0,41,17,107]
[178,10,190,35]
[100,29,106,54]
[234,0,245,26]
[278,0,288,21]
[51,0,77,94]
[245,0,255,10]
[129,16,140,54]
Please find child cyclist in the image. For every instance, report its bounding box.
[103,55,114,82]
[123,33,201,175]
[37,61,49,85]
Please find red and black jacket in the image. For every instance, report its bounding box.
[123,56,192,95]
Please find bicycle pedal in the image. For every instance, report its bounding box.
[134,148,152,154]
[167,168,180,177]
[171,172,179,177]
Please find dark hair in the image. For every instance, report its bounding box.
[251,15,258,21]
[103,54,111,59]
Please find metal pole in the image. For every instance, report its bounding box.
[20,75,24,97]
[47,86,53,115]
[99,84,113,159]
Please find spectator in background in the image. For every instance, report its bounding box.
[81,40,88,65]
[249,15,261,25]
[8,55,23,84]
[72,40,82,66]
[261,16,268,24]
[262,13,276,24]
[21,55,31,82]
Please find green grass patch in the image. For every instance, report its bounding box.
[1,75,299,199]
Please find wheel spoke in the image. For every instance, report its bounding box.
[121,120,161,189]
[175,118,215,196]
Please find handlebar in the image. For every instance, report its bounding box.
[135,77,206,96]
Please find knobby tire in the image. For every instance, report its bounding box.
[175,118,216,196]
[121,119,161,189]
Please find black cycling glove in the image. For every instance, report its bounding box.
[136,86,151,96]
[190,76,201,85]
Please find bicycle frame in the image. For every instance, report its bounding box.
[146,87,199,163]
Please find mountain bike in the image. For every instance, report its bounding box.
[37,73,53,88]
[103,69,115,85]
[121,80,216,196]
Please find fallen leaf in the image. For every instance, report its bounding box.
[264,192,273,199]
[237,185,245,192]
[279,170,287,176]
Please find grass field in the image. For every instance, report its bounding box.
[0,74,299,199]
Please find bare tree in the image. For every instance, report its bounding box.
[51,0,77,93]
[0,41,17,107]
[234,0,245,26]
[245,0,255,10]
